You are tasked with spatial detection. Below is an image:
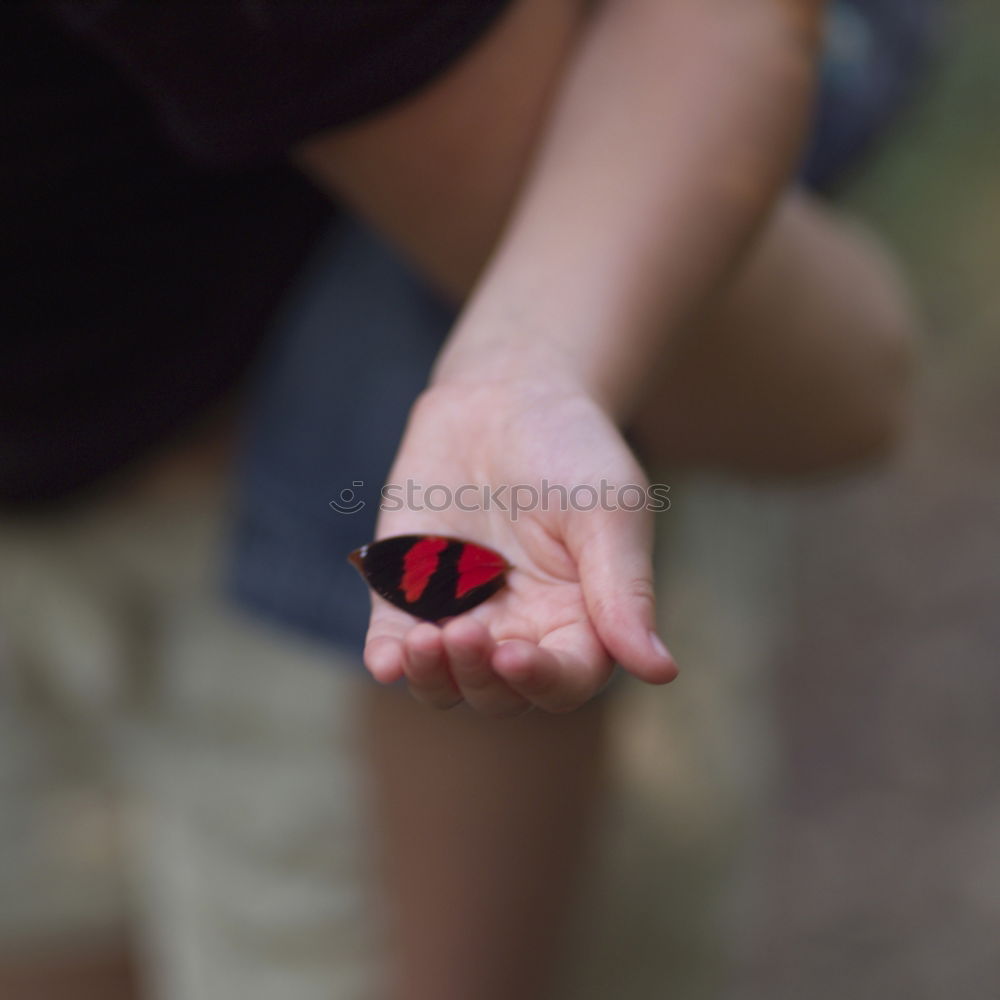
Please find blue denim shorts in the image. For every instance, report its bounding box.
[227,0,940,658]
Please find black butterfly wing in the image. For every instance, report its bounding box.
[348,535,509,622]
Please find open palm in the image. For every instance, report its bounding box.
[362,382,677,715]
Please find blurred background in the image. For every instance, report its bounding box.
[575,1,1000,997]
[730,0,1000,989]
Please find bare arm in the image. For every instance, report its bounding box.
[298,0,827,422]
[434,0,827,420]
[294,0,914,710]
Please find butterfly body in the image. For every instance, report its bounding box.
[349,535,510,622]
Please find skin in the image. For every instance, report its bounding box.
[365,382,672,716]
[0,947,139,1000]
[296,0,914,1000]
[363,682,609,1000]
[295,2,915,999]
[295,0,908,716]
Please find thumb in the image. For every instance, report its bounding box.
[571,512,678,684]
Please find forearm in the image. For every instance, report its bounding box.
[434,0,826,420]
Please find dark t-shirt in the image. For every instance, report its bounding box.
[1,2,512,506]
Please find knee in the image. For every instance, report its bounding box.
[833,243,920,469]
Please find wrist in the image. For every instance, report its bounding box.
[430,324,631,423]
[431,338,582,396]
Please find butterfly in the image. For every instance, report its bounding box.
[348,534,510,622]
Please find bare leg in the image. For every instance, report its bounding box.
[363,684,610,1000]
[631,191,918,477]
[0,945,141,1000]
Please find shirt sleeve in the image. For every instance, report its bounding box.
[48,1,515,167]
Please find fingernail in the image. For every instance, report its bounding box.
[648,630,671,661]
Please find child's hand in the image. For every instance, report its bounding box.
[363,379,677,716]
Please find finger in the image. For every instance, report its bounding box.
[364,634,406,684]
[363,595,422,684]
[443,618,528,718]
[492,628,611,713]
[403,623,463,709]
[572,515,678,684]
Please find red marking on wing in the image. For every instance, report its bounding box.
[455,543,507,599]
[401,536,448,602]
